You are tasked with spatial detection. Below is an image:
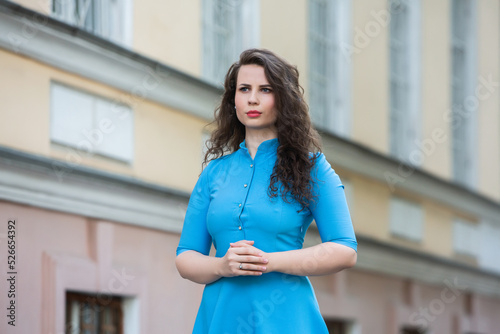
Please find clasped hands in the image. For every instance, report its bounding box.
[219,240,269,277]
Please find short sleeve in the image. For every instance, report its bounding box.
[310,153,357,252]
[176,163,213,256]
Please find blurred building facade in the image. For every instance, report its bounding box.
[0,0,499,333]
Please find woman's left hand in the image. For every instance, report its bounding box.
[230,240,269,273]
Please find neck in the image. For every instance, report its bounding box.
[244,128,278,159]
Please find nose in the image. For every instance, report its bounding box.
[248,90,259,105]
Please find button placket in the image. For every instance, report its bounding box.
[233,139,278,234]
[237,157,257,232]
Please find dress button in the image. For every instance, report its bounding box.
[250,164,253,168]
[238,226,242,230]
[244,184,247,188]
[238,203,242,207]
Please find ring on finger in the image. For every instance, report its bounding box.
[239,263,243,270]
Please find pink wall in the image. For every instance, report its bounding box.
[1,200,499,333]
[312,269,500,333]
[0,201,203,333]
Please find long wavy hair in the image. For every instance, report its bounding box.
[203,48,322,210]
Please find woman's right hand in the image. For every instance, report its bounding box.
[218,240,268,277]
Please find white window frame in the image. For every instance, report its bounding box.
[453,217,479,257]
[451,0,478,189]
[50,82,134,163]
[51,0,133,47]
[202,0,260,85]
[308,0,351,137]
[389,197,424,242]
[389,0,421,165]
[122,297,140,334]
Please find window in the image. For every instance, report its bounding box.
[51,0,133,46]
[202,0,260,85]
[389,197,424,242]
[389,0,421,164]
[325,319,351,334]
[451,0,477,189]
[50,82,134,163]
[308,0,351,137]
[65,291,123,334]
[478,220,500,274]
[400,326,426,334]
[453,218,479,257]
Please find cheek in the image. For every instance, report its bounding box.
[268,95,276,109]
[234,93,245,123]
[234,92,244,108]
[266,97,277,117]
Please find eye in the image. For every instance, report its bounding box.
[239,87,249,92]
[262,87,272,93]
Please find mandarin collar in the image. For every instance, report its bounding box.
[239,138,279,154]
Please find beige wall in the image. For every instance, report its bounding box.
[351,0,390,155]
[424,201,454,258]
[351,175,390,241]
[0,48,207,192]
[421,0,452,182]
[134,1,201,78]
[0,49,50,155]
[10,0,49,14]
[260,0,308,90]
[349,170,479,264]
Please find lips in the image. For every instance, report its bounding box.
[247,110,262,118]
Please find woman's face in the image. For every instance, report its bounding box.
[235,64,278,135]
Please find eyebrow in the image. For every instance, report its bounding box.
[238,83,272,88]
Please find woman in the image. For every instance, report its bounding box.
[176,48,357,333]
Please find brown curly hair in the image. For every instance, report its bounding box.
[203,48,322,210]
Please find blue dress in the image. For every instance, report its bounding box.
[176,138,357,333]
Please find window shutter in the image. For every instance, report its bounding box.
[202,0,259,85]
[389,0,421,165]
[308,0,350,136]
[50,82,134,163]
[390,197,424,242]
[453,218,479,257]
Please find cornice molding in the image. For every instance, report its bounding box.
[357,234,500,298]
[321,134,500,223]
[0,145,189,233]
[305,230,500,298]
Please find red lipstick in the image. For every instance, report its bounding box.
[247,110,262,118]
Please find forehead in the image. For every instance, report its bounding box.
[236,64,269,84]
